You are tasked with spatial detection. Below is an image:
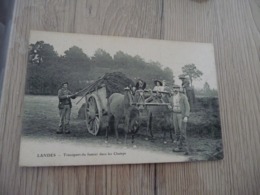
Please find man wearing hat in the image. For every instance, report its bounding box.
[135,79,146,90]
[57,82,78,134]
[179,74,195,110]
[178,74,188,94]
[169,84,190,153]
[134,79,146,102]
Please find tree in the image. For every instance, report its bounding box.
[26,41,60,94]
[91,49,114,68]
[26,44,179,95]
[28,41,59,65]
[113,51,133,69]
[163,67,174,82]
[203,82,218,97]
[62,46,90,70]
[64,46,89,60]
[203,82,210,92]
[181,64,203,86]
[61,46,91,90]
[194,82,218,97]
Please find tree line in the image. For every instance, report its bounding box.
[26,41,174,95]
[194,82,218,97]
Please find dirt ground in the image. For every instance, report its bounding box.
[22,95,223,161]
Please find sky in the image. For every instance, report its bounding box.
[30,30,219,89]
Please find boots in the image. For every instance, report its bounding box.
[173,136,190,154]
[64,124,70,134]
[56,124,63,134]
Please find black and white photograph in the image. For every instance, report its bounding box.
[19,30,223,166]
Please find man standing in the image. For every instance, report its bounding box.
[57,82,78,134]
[179,75,195,110]
[169,85,190,153]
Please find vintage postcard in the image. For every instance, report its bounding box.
[19,30,223,166]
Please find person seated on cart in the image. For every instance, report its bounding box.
[153,80,163,92]
[145,80,165,103]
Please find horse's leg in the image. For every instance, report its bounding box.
[105,115,110,143]
[132,133,137,148]
[169,127,174,143]
[145,117,149,141]
[105,126,108,143]
[114,118,120,143]
[148,113,154,141]
[106,114,113,143]
[163,127,167,144]
[124,132,128,146]
[130,119,137,148]
[145,113,152,140]
[130,117,134,144]
[124,115,130,145]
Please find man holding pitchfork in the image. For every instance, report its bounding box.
[57,82,78,134]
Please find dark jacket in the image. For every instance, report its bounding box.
[58,88,77,109]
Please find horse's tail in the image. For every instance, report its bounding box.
[107,94,114,130]
[107,94,114,115]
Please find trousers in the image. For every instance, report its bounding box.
[172,112,187,145]
[58,105,71,132]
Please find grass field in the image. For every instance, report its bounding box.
[22,95,85,135]
[22,95,223,161]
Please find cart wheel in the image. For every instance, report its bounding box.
[85,94,102,135]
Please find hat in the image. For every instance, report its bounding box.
[154,80,163,86]
[178,74,187,79]
[172,84,180,88]
[183,79,190,83]
[61,82,68,86]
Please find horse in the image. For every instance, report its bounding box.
[106,88,140,145]
[142,92,174,143]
